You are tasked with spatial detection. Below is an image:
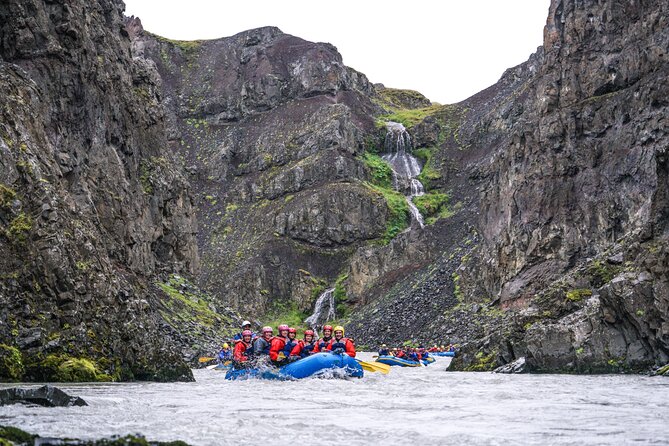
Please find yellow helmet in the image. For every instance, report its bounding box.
[222,343,229,349]
[333,325,345,335]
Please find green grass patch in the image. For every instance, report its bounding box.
[380,104,445,129]
[413,192,452,225]
[377,88,431,110]
[360,152,393,189]
[158,275,222,327]
[149,32,203,54]
[365,182,410,244]
[333,273,350,319]
[262,301,310,337]
[413,148,442,190]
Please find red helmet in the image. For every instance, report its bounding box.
[242,330,252,337]
[304,330,314,336]
[262,326,273,334]
[278,324,289,332]
[323,325,333,332]
[288,327,297,334]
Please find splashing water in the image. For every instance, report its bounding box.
[304,288,336,328]
[3,354,668,446]
[382,122,425,229]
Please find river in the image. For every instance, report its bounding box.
[2,353,668,445]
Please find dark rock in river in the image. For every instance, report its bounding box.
[0,385,87,407]
[0,425,189,445]
[494,357,528,374]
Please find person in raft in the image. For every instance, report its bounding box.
[326,325,356,357]
[313,324,333,352]
[283,327,299,361]
[290,329,317,359]
[253,326,273,358]
[378,344,390,356]
[269,324,290,366]
[233,320,256,342]
[232,330,254,368]
[217,342,232,363]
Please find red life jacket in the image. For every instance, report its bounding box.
[314,336,332,352]
[291,339,316,358]
[233,340,252,362]
[326,337,356,357]
[269,336,287,361]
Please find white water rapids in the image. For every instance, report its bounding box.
[2,353,668,445]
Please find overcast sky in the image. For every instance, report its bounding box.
[124,0,550,104]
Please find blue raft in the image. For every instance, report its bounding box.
[212,362,232,370]
[225,352,364,380]
[431,351,456,357]
[375,355,434,367]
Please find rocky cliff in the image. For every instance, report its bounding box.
[125,0,669,374]
[449,0,669,372]
[0,0,211,381]
[127,21,454,324]
[2,0,667,381]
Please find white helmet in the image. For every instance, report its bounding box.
[242,320,251,327]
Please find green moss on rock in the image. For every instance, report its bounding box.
[566,288,592,302]
[57,358,111,382]
[413,148,442,190]
[365,182,409,244]
[413,192,452,224]
[334,273,350,319]
[0,344,24,381]
[360,152,393,189]
[464,351,498,372]
[28,354,112,382]
[6,213,32,243]
[0,184,16,208]
[0,426,35,445]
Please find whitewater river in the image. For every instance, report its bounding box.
[2,353,668,445]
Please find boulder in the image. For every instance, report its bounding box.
[494,357,528,374]
[0,385,87,407]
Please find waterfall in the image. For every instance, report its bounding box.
[304,288,336,328]
[381,122,425,229]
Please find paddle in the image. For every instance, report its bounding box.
[356,358,390,374]
[198,356,216,363]
[206,360,231,370]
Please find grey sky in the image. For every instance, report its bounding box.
[124,0,550,104]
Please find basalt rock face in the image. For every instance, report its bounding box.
[0,0,198,381]
[128,21,432,316]
[450,0,669,372]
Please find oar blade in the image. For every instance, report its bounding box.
[356,359,390,374]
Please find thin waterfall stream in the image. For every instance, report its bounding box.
[304,287,336,329]
[381,121,425,229]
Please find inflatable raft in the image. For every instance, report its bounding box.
[225,352,364,380]
[375,355,434,367]
[431,351,456,357]
[212,362,232,370]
